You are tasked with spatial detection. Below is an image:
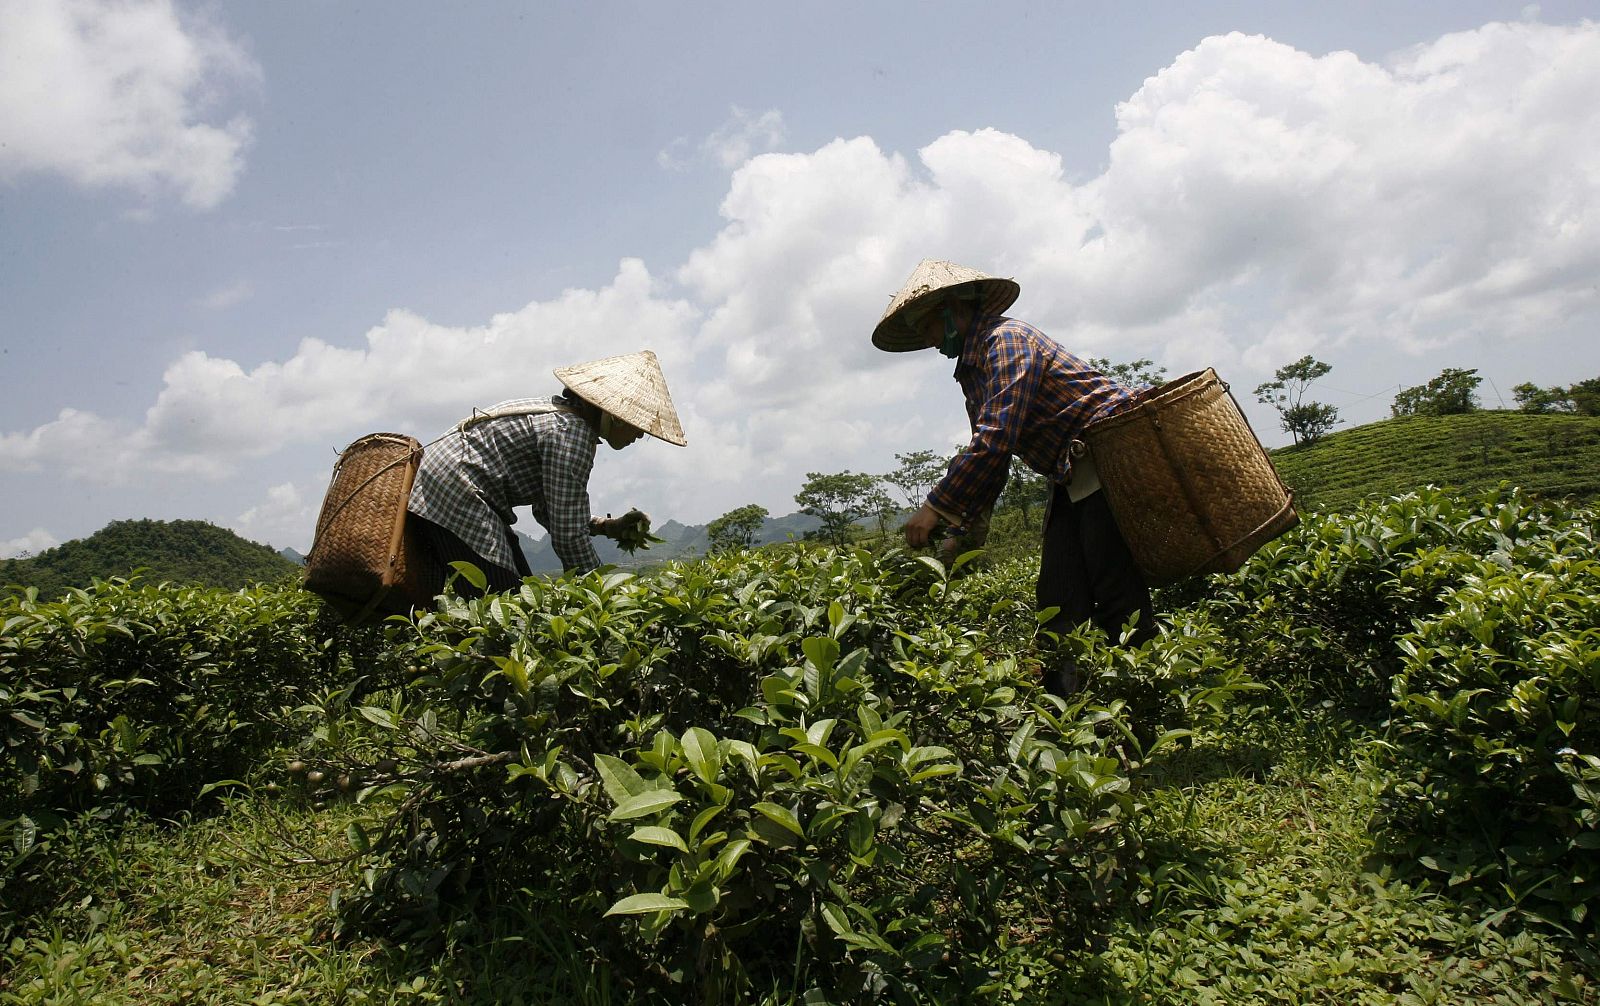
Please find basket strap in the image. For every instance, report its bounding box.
[1186,496,1298,575]
[452,400,572,433]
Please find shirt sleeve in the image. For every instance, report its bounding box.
[534,415,601,573]
[928,332,1042,520]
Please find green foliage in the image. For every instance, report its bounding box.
[1162,485,1600,938]
[1382,522,1600,935]
[795,471,886,546]
[6,484,1600,999]
[882,450,948,510]
[0,519,299,600]
[706,503,770,553]
[999,457,1048,529]
[1088,356,1168,389]
[1513,376,1600,417]
[1392,367,1483,417]
[1572,377,1600,417]
[1254,354,1341,446]
[320,548,1170,1001]
[1074,707,1594,1005]
[1269,411,1600,512]
[1514,380,1574,414]
[0,577,393,931]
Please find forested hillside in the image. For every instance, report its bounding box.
[0,519,300,598]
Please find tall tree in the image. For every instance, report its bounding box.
[865,484,900,538]
[1512,382,1572,414]
[706,503,769,553]
[883,450,949,509]
[1089,356,1168,389]
[1254,355,1341,446]
[795,471,882,546]
[1568,377,1600,416]
[1392,368,1483,417]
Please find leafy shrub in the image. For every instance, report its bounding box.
[1381,532,1600,935]
[1125,487,1600,941]
[1165,485,1599,937]
[320,548,1163,1002]
[1170,486,1571,710]
[0,578,349,922]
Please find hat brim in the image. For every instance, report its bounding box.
[870,277,1021,352]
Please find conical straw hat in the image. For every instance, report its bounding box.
[871,259,1021,352]
[554,350,687,446]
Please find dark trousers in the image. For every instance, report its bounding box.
[1036,486,1155,694]
[409,513,530,599]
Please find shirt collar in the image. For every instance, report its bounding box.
[954,314,1005,374]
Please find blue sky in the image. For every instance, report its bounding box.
[3,0,1599,557]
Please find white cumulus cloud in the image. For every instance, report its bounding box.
[1,527,59,559]
[234,482,314,553]
[4,19,1600,535]
[1,260,698,483]
[0,0,258,208]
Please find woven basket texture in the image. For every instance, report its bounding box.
[303,433,426,620]
[1083,369,1298,586]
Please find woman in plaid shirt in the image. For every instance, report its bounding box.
[407,350,686,597]
[873,260,1156,695]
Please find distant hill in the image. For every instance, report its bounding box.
[1270,411,1600,512]
[280,547,306,565]
[0,519,302,599]
[517,509,824,573]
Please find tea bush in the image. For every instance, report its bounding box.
[1174,485,1600,937]
[0,577,380,923]
[1172,485,1578,709]
[6,486,1598,997]
[1382,509,1600,936]
[307,547,1229,1003]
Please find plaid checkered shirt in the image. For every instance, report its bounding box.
[928,317,1141,522]
[408,396,601,574]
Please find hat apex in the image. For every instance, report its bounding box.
[554,350,687,446]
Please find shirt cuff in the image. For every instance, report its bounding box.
[927,500,965,527]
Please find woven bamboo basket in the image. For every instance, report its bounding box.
[1081,368,1298,586]
[303,433,427,622]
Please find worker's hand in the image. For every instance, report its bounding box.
[903,502,943,548]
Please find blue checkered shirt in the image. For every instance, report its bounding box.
[928,317,1140,521]
[408,396,601,573]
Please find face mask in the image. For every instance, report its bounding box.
[938,305,962,359]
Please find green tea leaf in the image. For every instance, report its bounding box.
[628,826,687,852]
[609,789,684,821]
[603,892,690,916]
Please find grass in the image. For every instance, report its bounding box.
[1063,696,1598,1005]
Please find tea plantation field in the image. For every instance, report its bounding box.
[2,487,1597,1003]
[1270,411,1600,512]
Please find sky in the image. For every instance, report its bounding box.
[3,0,1599,558]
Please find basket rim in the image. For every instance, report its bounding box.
[1082,368,1221,438]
